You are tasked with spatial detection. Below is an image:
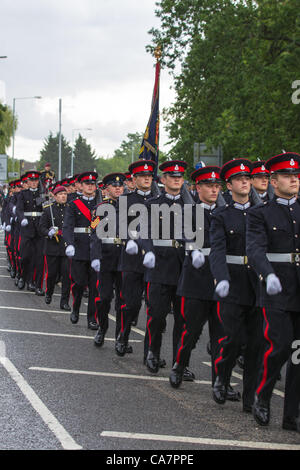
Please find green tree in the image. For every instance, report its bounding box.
[38,132,72,179]
[148,0,300,170]
[73,134,98,175]
[0,101,15,154]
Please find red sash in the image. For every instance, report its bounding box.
[73,199,92,222]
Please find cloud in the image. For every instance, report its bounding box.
[1,0,175,163]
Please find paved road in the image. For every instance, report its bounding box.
[0,232,299,452]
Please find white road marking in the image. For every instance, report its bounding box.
[0,288,59,297]
[202,361,285,398]
[0,305,86,315]
[0,328,141,342]
[29,366,214,385]
[0,355,82,450]
[100,431,300,450]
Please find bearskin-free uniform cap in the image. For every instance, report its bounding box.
[77,171,98,183]
[52,185,67,195]
[220,159,252,182]
[251,161,270,176]
[265,152,300,174]
[159,160,187,176]
[102,173,126,187]
[128,159,156,176]
[25,170,40,180]
[191,166,221,184]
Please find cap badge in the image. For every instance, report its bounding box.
[89,175,92,180]
[261,165,265,171]
[290,159,295,166]
[211,172,216,178]
[175,164,179,171]
[144,164,148,169]
[240,164,245,170]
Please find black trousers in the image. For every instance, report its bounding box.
[45,255,70,304]
[256,307,300,420]
[96,270,122,338]
[145,282,184,364]
[20,235,45,287]
[70,259,98,324]
[118,271,145,344]
[174,298,223,384]
[214,302,263,407]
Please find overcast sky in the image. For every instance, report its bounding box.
[0,0,175,163]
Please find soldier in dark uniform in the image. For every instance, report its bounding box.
[63,171,99,329]
[39,185,71,310]
[251,161,271,202]
[141,160,188,374]
[91,172,126,347]
[247,152,300,432]
[124,172,136,194]
[114,160,156,356]
[209,158,263,412]
[16,170,46,295]
[40,163,55,188]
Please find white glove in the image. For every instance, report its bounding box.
[126,240,138,255]
[21,218,28,227]
[215,280,230,298]
[5,224,11,232]
[12,206,16,215]
[48,227,57,238]
[91,259,101,272]
[143,251,155,269]
[191,250,205,269]
[65,245,75,257]
[266,273,282,295]
[2,222,6,231]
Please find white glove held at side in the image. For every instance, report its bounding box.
[143,251,155,269]
[21,218,28,227]
[91,259,101,272]
[65,245,75,257]
[191,250,205,269]
[126,240,138,255]
[266,273,282,295]
[215,280,230,298]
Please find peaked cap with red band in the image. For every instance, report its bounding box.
[159,160,187,176]
[25,170,40,180]
[220,158,252,182]
[265,152,300,174]
[251,161,269,176]
[102,172,126,186]
[52,185,67,195]
[191,166,221,184]
[128,159,156,176]
[77,171,98,183]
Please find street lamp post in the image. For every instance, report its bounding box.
[12,95,42,172]
[71,128,92,175]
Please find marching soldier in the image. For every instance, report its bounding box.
[124,172,136,193]
[247,152,300,432]
[91,173,125,347]
[209,159,263,412]
[141,160,188,374]
[40,163,55,188]
[114,160,157,356]
[250,161,272,202]
[63,171,99,329]
[16,170,46,295]
[39,185,71,310]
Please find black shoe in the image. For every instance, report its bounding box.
[183,367,195,382]
[125,345,133,354]
[159,358,166,368]
[169,364,183,389]
[243,403,253,413]
[83,289,88,298]
[15,274,20,286]
[60,303,71,311]
[252,394,270,426]
[282,417,299,432]
[146,351,159,374]
[10,269,16,279]
[94,328,105,347]
[226,384,241,401]
[18,278,25,290]
[131,319,137,326]
[27,282,36,292]
[45,295,52,304]
[88,321,98,330]
[212,376,227,405]
[70,311,79,324]
[115,338,127,357]
[35,288,45,296]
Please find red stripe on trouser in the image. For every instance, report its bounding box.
[40,255,46,288]
[45,256,48,293]
[176,296,187,364]
[120,304,126,332]
[256,307,273,396]
[146,282,152,346]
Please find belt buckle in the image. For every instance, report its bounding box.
[32,212,37,217]
[172,240,180,249]
[244,255,248,265]
[292,253,300,263]
[85,227,90,233]
[114,237,122,245]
